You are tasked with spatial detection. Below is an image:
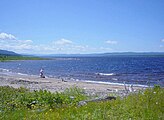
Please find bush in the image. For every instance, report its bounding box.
[0,86,163,120]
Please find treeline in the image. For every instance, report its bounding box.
[0,55,46,61]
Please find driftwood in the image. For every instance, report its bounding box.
[78,96,116,106]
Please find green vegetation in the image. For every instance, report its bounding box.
[0,50,45,61]
[0,86,163,120]
[0,55,46,61]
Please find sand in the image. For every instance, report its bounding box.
[0,73,145,97]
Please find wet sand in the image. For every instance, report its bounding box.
[0,73,145,97]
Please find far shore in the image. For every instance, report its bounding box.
[0,73,146,97]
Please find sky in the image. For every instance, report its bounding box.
[0,0,164,54]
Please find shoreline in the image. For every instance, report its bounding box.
[0,68,150,88]
[0,72,146,97]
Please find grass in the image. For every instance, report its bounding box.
[0,55,46,62]
[0,86,163,120]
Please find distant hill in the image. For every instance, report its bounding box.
[0,50,21,56]
[102,52,164,56]
[39,52,164,58]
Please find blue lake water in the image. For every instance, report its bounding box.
[0,56,164,87]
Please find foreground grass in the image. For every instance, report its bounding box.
[0,86,163,120]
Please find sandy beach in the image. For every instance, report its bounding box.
[0,72,146,97]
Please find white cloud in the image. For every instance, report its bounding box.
[0,32,16,40]
[0,32,115,54]
[106,40,118,45]
[160,39,164,49]
[99,47,113,51]
[23,40,33,44]
[53,38,73,45]
[0,42,33,51]
[0,38,114,54]
[0,34,34,53]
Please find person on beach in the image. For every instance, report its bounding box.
[40,68,45,78]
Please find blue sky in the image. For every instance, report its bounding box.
[0,0,164,54]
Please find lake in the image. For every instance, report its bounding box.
[0,56,164,87]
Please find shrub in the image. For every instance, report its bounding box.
[0,86,163,120]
